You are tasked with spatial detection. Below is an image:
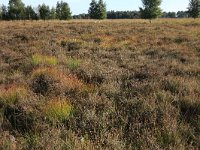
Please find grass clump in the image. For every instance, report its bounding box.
[31,54,57,66]
[161,78,181,95]
[24,134,40,150]
[67,58,81,70]
[156,131,177,148]
[43,98,73,122]
[31,67,87,96]
[0,85,28,105]
[31,67,58,96]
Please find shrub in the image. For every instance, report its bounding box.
[75,69,105,85]
[43,98,73,122]
[0,85,28,105]
[31,67,57,96]
[4,105,34,132]
[62,74,84,90]
[31,54,57,66]
[61,39,83,51]
[93,37,102,44]
[31,67,87,96]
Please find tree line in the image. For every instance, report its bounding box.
[0,0,71,20]
[72,11,189,19]
[0,0,199,21]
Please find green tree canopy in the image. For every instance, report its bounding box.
[88,0,107,19]
[188,0,200,18]
[0,6,2,20]
[56,1,72,20]
[1,5,8,20]
[88,0,98,19]
[56,1,61,19]
[25,5,38,20]
[8,0,25,20]
[50,7,56,19]
[38,4,50,20]
[139,0,162,21]
[97,0,107,19]
[60,1,71,20]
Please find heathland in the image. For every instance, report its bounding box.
[0,19,200,149]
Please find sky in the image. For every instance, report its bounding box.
[0,0,189,15]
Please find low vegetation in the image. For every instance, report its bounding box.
[43,98,73,123]
[0,19,200,149]
[31,54,57,66]
[0,85,28,105]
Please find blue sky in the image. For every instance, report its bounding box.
[0,0,189,15]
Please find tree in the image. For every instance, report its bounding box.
[25,6,38,20]
[38,4,50,20]
[56,1,61,19]
[0,5,2,20]
[177,11,189,18]
[88,0,107,19]
[50,7,56,19]
[167,12,176,18]
[8,0,25,20]
[88,0,98,19]
[96,0,107,19]
[107,11,140,19]
[1,5,8,20]
[188,0,200,18]
[56,1,71,20]
[60,1,71,20]
[139,0,162,22]
[162,12,176,18]
[73,13,89,19]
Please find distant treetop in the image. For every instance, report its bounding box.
[139,0,162,21]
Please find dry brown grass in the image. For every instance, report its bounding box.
[0,19,200,149]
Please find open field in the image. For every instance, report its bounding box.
[0,19,200,149]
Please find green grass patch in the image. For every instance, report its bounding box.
[32,54,57,66]
[67,58,81,70]
[43,98,73,122]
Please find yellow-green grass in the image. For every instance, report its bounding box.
[31,67,59,78]
[0,85,28,105]
[32,54,57,66]
[66,58,81,70]
[43,98,73,122]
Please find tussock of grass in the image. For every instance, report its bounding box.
[30,67,88,96]
[31,67,59,78]
[32,54,57,66]
[0,85,28,105]
[66,58,81,70]
[43,98,73,122]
